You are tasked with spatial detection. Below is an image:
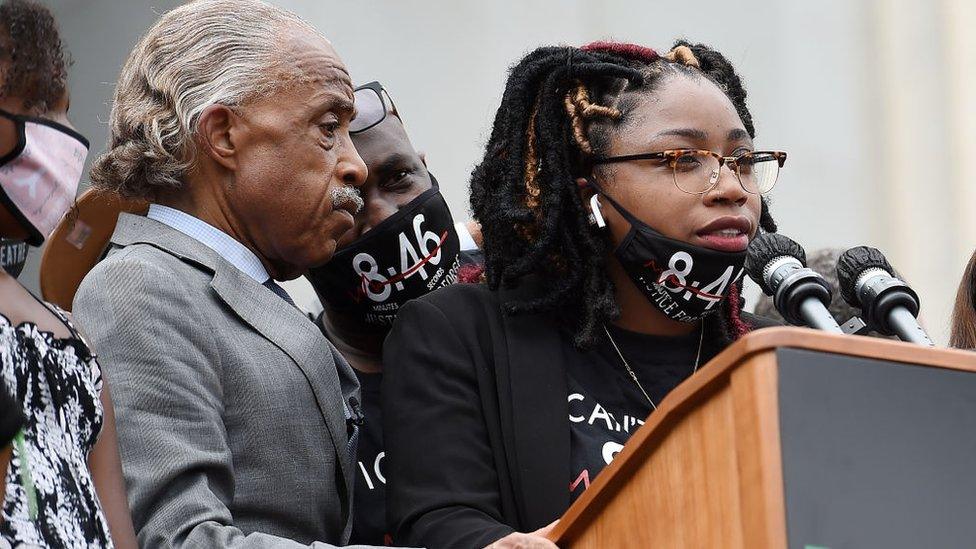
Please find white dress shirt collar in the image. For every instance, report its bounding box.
[147,204,270,283]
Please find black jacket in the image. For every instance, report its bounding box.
[382,279,778,549]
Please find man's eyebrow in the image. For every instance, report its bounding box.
[311,93,355,120]
[652,128,708,141]
[372,152,414,174]
[727,128,750,141]
[333,96,355,116]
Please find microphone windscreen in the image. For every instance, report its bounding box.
[836,246,893,307]
[744,233,807,294]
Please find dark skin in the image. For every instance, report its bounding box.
[0,77,138,548]
[317,114,431,373]
[578,73,760,337]
[157,31,368,281]
[339,117,431,247]
[496,74,761,549]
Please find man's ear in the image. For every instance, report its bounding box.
[418,150,427,167]
[196,104,240,171]
[464,219,483,248]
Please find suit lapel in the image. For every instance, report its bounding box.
[209,269,353,483]
[110,214,355,499]
[495,280,571,527]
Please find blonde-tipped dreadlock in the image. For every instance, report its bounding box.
[563,81,621,155]
[523,99,542,209]
[663,45,700,67]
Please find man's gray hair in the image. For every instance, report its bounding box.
[91,0,324,199]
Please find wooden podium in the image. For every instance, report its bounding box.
[549,327,976,548]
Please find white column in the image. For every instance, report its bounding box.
[871,0,955,343]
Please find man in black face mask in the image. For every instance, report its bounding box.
[307,81,480,546]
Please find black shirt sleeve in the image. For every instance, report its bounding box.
[0,383,24,448]
[382,298,515,549]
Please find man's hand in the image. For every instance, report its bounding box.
[485,520,559,549]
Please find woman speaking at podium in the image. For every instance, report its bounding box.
[382,40,785,549]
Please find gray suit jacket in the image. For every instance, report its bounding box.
[74,213,372,549]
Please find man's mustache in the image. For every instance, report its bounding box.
[331,185,364,215]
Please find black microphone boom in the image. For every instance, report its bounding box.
[744,233,844,333]
[836,246,934,346]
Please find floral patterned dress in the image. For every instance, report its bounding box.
[0,300,114,548]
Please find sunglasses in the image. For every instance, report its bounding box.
[350,81,400,134]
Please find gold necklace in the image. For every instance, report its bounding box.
[602,320,705,411]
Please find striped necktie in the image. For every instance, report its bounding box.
[263,278,297,308]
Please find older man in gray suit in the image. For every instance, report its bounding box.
[73,1,380,547]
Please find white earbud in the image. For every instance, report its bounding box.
[589,194,606,228]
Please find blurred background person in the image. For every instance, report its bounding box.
[949,249,976,349]
[0,1,136,546]
[307,80,480,546]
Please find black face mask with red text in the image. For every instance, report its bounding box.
[309,174,461,331]
[594,185,746,322]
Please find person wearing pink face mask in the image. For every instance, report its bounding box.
[0,1,137,547]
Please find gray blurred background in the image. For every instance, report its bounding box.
[34,0,976,344]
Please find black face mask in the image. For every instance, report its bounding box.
[309,174,461,331]
[593,184,746,323]
[0,238,28,278]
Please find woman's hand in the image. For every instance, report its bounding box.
[485,520,559,548]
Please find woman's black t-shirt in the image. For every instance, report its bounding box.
[564,323,702,502]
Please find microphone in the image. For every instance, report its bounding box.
[744,233,844,333]
[836,247,934,346]
[348,396,365,427]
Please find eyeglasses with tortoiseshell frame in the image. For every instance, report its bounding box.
[592,149,787,195]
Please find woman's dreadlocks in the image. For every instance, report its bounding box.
[470,40,778,348]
